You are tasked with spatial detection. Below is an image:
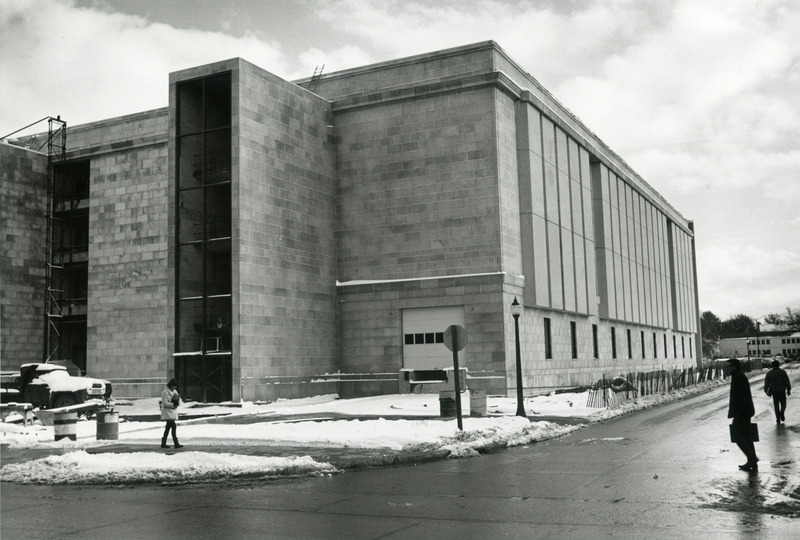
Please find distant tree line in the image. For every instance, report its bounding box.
[700,307,800,358]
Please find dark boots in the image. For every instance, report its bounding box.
[161,437,184,449]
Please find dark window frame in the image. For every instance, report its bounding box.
[175,72,233,355]
[611,327,617,359]
[544,318,552,359]
[570,321,578,359]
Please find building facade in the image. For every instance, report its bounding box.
[719,331,800,360]
[1,42,702,402]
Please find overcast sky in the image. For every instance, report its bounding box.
[2,0,798,321]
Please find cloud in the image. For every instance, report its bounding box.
[0,0,289,134]
[2,0,797,320]
[296,45,376,79]
[697,245,800,318]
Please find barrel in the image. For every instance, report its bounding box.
[469,390,487,417]
[96,410,119,441]
[439,391,456,417]
[53,411,78,441]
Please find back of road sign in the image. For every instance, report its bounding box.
[444,325,467,351]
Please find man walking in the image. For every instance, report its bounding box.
[727,358,758,471]
[764,360,791,424]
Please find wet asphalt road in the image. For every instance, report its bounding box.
[1,372,798,539]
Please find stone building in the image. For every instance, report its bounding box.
[0,41,701,402]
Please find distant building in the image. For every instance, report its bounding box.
[1,41,701,402]
[719,331,800,359]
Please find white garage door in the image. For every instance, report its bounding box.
[402,306,465,370]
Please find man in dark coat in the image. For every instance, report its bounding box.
[764,360,791,424]
[727,358,758,471]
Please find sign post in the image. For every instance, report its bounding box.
[444,324,467,430]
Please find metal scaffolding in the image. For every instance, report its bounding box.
[43,117,68,361]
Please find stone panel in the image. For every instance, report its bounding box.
[86,143,170,382]
[235,60,338,389]
[336,87,501,282]
[0,144,48,368]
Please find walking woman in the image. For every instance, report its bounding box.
[160,379,184,449]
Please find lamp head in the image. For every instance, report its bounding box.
[511,297,522,318]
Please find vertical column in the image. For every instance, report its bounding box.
[515,101,548,307]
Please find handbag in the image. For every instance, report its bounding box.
[729,423,759,443]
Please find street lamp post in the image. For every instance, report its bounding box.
[511,297,526,418]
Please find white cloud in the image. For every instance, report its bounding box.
[698,245,800,318]
[2,0,798,321]
[0,0,289,133]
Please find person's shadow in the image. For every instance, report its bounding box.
[734,473,766,532]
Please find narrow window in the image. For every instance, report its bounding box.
[627,329,632,359]
[592,324,599,359]
[570,321,578,359]
[641,331,646,358]
[681,336,685,357]
[673,335,677,358]
[653,333,658,358]
[611,327,617,359]
[664,334,668,358]
[544,318,552,359]
[689,338,693,358]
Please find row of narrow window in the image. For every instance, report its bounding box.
[404,323,693,362]
[547,318,693,361]
[751,338,800,346]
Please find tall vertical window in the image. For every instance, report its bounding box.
[592,324,598,359]
[664,334,668,358]
[641,331,645,358]
[544,318,552,359]
[49,161,90,372]
[689,338,693,358]
[611,327,617,359]
[673,335,677,358]
[570,321,578,359]
[653,332,658,359]
[176,73,232,357]
[681,336,685,358]
[627,329,632,359]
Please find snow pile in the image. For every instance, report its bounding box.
[0,451,337,485]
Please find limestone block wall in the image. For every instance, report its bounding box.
[235,60,339,390]
[47,110,173,392]
[337,273,511,395]
[300,42,496,101]
[512,310,698,392]
[0,144,48,368]
[86,141,170,385]
[335,86,502,282]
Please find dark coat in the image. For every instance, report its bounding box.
[727,371,755,420]
[764,367,791,395]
